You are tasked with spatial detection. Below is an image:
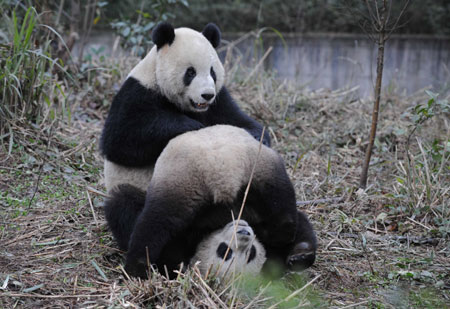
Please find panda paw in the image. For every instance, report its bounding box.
[286,242,315,270]
[252,133,270,147]
[247,128,270,147]
[124,260,149,279]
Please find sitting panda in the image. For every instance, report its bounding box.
[191,220,266,278]
[100,22,270,194]
[105,125,316,278]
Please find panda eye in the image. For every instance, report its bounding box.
[184,67,196,86]
[210,67,216,83]
[186,67,196,77]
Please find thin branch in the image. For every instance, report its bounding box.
[365,0,377,26]
[296,196,344,206]
[385,0,392,26]
[373,0,381,24]
[385,0,410,41]
[86,190,98,226]
[385,18,412,40]
[358,19,376,42]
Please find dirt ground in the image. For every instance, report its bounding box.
[1,71,449,307]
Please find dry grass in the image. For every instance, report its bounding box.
[1,48,449,308]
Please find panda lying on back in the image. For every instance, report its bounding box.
[105,125,316,278]
[100,22,270,193]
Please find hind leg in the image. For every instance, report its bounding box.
[285,210,317,270]
[104,184,146,251]
[125,185,209,278]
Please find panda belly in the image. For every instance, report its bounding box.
[104,159,154,193]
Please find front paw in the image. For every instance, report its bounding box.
[125,259,149,279]
[286,242,316,270]
[253,134,270,146]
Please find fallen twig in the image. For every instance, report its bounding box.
[86,190,98,226]
[86,186,109,198]
[296,196,344,206]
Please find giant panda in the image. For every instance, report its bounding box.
[105,125,317,278]
[191,220,266,278]
[100,22,270,193]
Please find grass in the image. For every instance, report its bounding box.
[1,12,449,308]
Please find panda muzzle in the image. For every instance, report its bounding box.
[190,99,210,110]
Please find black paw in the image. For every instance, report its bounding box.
[286,242,316,270]
[249,130,270,147]
[255,135,270,147]
[124,260,149,279]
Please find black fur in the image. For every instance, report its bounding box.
[210,67,216,83]
[248,245,256,263]
[100,77,270,167]
[152,22,175,49]
[104,184,146,251]
[183,67,196,86]
[262,210,317,273]
[217,242,232,261]
[202,23,221,48]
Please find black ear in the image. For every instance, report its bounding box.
[202,23,221,48]
[152,22,175,50]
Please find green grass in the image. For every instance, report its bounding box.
[0,6,70,155]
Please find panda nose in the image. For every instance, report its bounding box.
[201,93,215,101]
[237,229,251,236]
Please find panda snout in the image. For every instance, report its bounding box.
[237,229,251,236]
[201,93,215,101]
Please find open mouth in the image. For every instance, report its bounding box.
[190,99,209,110]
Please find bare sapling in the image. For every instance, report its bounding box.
[358,0,410,189]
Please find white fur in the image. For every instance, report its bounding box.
[129,27,225,113]
[151,125,281,204]
[127,47,158,89]
[191,220,266,277]
[104,159,153,193]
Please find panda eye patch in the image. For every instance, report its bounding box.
[210,67,216,83]
[217,242,232,261]
[247,245,256,263]
[183,66,196,86]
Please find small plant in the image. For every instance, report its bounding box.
[395,91,449,234]
[0,6,68,152]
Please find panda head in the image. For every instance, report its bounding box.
[147,22,225,113]
[192,220,266,278]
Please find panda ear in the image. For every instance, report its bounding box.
[202,23,221,48]
[152,22,175,50]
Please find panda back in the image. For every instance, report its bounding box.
[151,125,280,204]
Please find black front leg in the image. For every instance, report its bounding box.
[125,187,206,278]
[286,210,317,270]
[262,210,317,276]
[246,160,299,248]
